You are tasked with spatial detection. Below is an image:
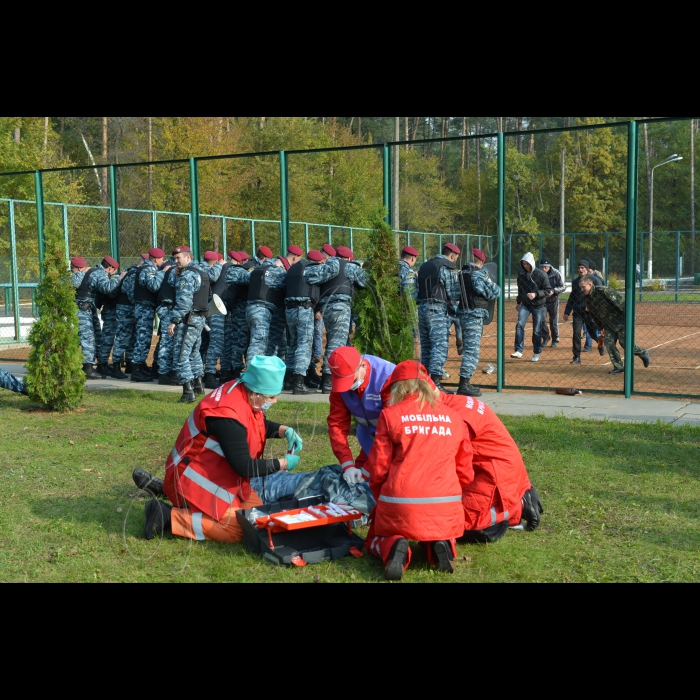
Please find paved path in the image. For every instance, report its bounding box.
[3,362,700,427]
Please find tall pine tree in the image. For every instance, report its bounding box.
[25,223,85,411]
[355,217,417,364]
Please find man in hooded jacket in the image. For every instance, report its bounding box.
[511,253,551,363]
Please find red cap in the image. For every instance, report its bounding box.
[277,256,291,271]
[288,245,304,257]
[258,246,274,259]
[103,256,119,270]
[307,250,324,262]
[70,257,87,268]
[322,244,336,257]
[150,248,166,258]
[402,247,419,258]
[204,251,219,262]
[472,248,487,263]
[141,253,150,260]
[387,360,431,388]
[329,347,363,393]
[336,246,353,259]
[443,243,461,255]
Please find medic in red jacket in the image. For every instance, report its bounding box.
[327,347,396,485]
[441,393,544,543]
[364,361,475,581]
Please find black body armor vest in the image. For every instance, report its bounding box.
[248,265,285,308]
[458,268,491,312]
[75,268,97,303]
[116,268,138,306]
[133,265,160,305]
[158,271,176,305]
[320,260,354,300]
[286,259,321,302]
[417,257,455,302]
[192,269,211,313]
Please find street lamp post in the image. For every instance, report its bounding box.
[649,154,683,280]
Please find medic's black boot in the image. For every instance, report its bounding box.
[133,468,166,498]
[522,485,544,532]
[179,382,197,404]
[293,374,312,396]
[432,541,455,574]
[457,378,482,398]
[321,373,333,395]
[192,376,205,396]
[384,538,410,581]
[144,500,173,540]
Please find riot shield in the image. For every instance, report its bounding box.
[483,262,499,326]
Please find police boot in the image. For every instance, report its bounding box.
[133,468,166,498]
[293,374,312,396]
[83,363,100,380]
[130,364,150,383]
[144,500,173,541]
[431,375,454,395]
[111,364,128,380]
[321,373,333,395]
[96,363,111,379]
[384,538,410,582]
[306,365,321,388]
[283,370,294,392]
[151,358,159,378]
[159,373,176,386]
[142,364,155,381]
[125,361,134,375]
[457,378,482,398]
[168,370,179,384]
[179,382,197,404]
[204,374,220,390]
[192,376,205,396]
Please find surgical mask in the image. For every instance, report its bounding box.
[251,394,274,412]
[350,379,362,391]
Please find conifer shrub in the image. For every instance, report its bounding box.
[355,217,417,364]
[25,224,85,411]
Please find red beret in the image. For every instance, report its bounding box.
[103,256,119,270]
[231,252,246,263]
[180,245,192,252]
[307,250,324,262]
[218,253,224,261]
[141,253,150,260]
[277,256,291,271]
[204,251,219,262]
[387,360,431,388]
[288,245,304,257]
[443,243,461,255]
[322,244,337,257]
[71,257,87,268]
[336,246,353,259]
[171,246,191,256]
[329,347,363,393]
[258,246,274,259]
[150,248,165,258]
[472,248,487,263]
[402,247,419,258]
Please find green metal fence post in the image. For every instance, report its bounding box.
[62,204,70,264]
[383,145,391,225]
[251,220,256,253]
[571,234,576,283]
[222,218,227,257]
[9,201,21,341]
[624,121,639,399]
[639,232,644,302]
[280,151,290,253]
[422,233,427,262]
[189,158,201,261]
[152,211,158,249]
[605,232,610,284]
[35,171,45,279]
[109,165,120,263]
[497,132,506,393]
[539,234,543,263]
[676,230,681,302]
[305,224,309,253]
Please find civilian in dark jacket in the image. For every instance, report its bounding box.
[564,260,602,365]
[539,259,567,349]
[511,252,551,362]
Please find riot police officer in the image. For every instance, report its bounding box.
[416,243,461,392]
[398,246,419,299]
[456,249,501,398]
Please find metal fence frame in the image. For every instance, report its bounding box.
[1,117,698,400]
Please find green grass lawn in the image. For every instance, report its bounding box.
[1,389,699,583]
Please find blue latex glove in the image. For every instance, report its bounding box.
[285,454,301,472]
[284,428,303,455]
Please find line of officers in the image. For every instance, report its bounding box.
[70,242,370,404]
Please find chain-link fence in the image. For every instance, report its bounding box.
[1,118,698,399]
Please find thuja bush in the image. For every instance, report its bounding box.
[25,224,85,411]
[355,218,417,364]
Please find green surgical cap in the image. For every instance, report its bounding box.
[240,355,286,396]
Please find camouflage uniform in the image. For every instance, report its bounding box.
[398,259,418,300]
[113,266,138,367]
[313,316,323,361]
[585,286,649,371]
[71,266,120,365]
[225,265,253,374]
[133,261,167,365]
[172,264,206,385]
[417,256,461,377]
[155,268,178,376]
[201,263,224,376]
[97,305,118,365]
[304,257,369,374]
[246,264,288,359]
[0,367,25,394]
[457,264,501,380]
